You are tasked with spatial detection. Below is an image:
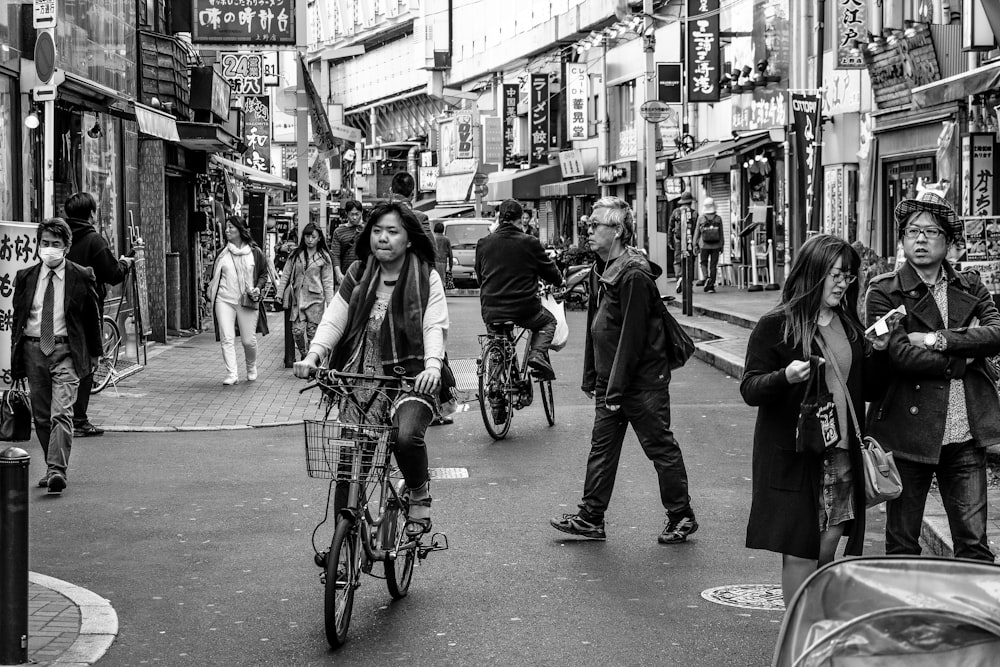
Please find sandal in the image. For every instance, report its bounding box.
[404,483,432,538]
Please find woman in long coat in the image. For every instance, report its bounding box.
[740,234,888,605]
[276,222,335,359]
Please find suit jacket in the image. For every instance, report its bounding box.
[865,261,1000,463]
[11,260,103,380]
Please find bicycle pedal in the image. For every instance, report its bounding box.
[430,532,449,551]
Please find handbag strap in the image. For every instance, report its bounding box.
[816,332,862,441]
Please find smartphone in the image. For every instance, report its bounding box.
[865,305,907,337]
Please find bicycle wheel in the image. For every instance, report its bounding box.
[325,517,359,649]
[539,379,555,426]
[91,317,121,394]
[381,480,415,599]
[478,343,512,440]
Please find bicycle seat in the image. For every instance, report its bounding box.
[486,321,516,335]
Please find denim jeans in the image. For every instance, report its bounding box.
[699,249,720,289]
[578,386,692,523]
[24,340,79,477]
[885,440,993,562]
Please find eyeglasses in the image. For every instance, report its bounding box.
[586,222,619,232]
[827,270,857,285]
[902,226,945,240]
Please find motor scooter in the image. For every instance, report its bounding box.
[561,263,592,310]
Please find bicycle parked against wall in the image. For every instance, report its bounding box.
[301,369,448,649]
[92,259,145,393]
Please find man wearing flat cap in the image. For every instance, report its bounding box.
[668,192,695,293]
[866,191,999,562]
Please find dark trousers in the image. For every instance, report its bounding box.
[886,440,993,562]
[578,386,692,523]
[699,249,720,289]
[513,307,556,356]
[73,371,93,428]
[334,397,433,513]
[24,341,79,476]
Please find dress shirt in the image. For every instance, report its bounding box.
[25,262,68,337]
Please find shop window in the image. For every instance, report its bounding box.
[0,77,15,220]
[883,155,936,256]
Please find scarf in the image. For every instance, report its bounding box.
[227,242,254,292]
[331,253,430,375]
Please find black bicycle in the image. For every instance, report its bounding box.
[301,369,448,648]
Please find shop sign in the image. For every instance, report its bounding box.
[192,0,295,45]
[242,96,271,172]
[657,63,682,104]
[822,59,863,116]
[834,0,867,69]
[455,112,474,160]
[220,52,265,95]
[565,63,589,142]
[688,0,720,103]
[862,22,940,109]
[419,166,439,192]
[596,161,635,185]
[502,83,520,169]
[791,93,822,234]
[0,222,38,386]
[558,150,586,178]
[823,165,846,237]
[732,87,786,132]
[962,133,997,219]
[530,74,550,165]
[33,0,56,28]
[482,116,503,164]
[663,177,686,196]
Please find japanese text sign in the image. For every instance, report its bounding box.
[963,133,997,220]
[243,96,271,172]
[834,0,867,69]
[0,222,38,386]
[502,84,520,169]
[192,0,295,45]
[529,74,550,166]
[565,63,589,142]
[657,63,682,104]
[687,0,720,103]
[221,52,265,95]
[791,94,822,233]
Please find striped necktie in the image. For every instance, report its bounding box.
[40,270,55,355]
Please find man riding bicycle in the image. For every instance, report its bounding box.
[475,199,564,381]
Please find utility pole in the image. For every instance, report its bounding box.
[812,0,826,233]
[296,0,309,238]
[600,38,610,197]
[642,0,660,289]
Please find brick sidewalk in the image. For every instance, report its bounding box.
[27,582,80,665]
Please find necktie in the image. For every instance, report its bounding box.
[40,271,55,355]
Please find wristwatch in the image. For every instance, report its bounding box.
[924,332,948,351]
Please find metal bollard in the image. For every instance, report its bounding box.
[0,446,30,665]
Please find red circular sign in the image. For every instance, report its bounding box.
[34,31,56,84]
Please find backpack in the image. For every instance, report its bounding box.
[701,217,722,244]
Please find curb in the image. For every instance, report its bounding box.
[102,420,302,433]
[28,573,118,666]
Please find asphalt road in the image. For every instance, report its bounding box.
[24,298,877,666]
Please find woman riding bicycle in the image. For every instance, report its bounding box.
[294,202,453,537]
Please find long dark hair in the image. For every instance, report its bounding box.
[355,203,436,266]
[225,215,256,247]
[781,234,863,357]
[288,222,333,265]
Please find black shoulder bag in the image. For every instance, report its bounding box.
[795,355,840,455]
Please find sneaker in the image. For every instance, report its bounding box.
[675,281,683,294]
[46,473,67,495]
[658,515,698,544]
[247,365,258,382]
[694,280,706,287]
[704,287,716,294]
[38,475,50,488]
[74,422,105,437]
[550,513,606,539]
[223,375,239,386]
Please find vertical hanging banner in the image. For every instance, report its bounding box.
[242,95,271,172]
[530,74,550,166]
[0,222,37,386]
[687,0,720,103]
[791,93,822,233]
[502,83,520,169]
[298,52,340,191]
[834,0,867,69]
[455,112,474,160]
[565,63,589,142]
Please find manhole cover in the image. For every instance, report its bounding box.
[701,584,784,611]
[429,467,469,479]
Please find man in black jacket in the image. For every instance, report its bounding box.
[64,192,134,437]
[550,196,697,543]
[475,199,564,380]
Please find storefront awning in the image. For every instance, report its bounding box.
[911,60,1000,109]
[539,177,599,198]
[488,164,562,202]
[211,155,295,191]
[177,121,239,153]
[436,172,476,203]
[671,140,734,177]
[422,205,475,219]
[134,103,179,142]
[720,129,785,156]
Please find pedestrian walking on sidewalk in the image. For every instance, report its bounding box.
[276,222,335,359]
[866,192,1000,563]
[668,191,695,293]
[550,196,698,544]
[331,199,364,287]
[693,197,724,293]
[208,216,270,385]
[741,234,890,605]
[64,191,135,438]
[11,217,103,495]
[294,202,454,537]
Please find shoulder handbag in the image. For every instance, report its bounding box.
[1,380,32,442]
[659,302,695,370]
[821,336,903,507]
[795,355,840,455]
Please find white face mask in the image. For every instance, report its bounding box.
[38,247,65,268]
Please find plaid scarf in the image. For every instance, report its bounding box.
[331,253,430,375]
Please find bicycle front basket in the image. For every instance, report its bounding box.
[303,420,396,482]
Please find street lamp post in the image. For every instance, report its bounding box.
[642,0,661,291]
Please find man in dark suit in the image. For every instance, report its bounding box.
[11,218,102,494]
[64,191,134,437]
